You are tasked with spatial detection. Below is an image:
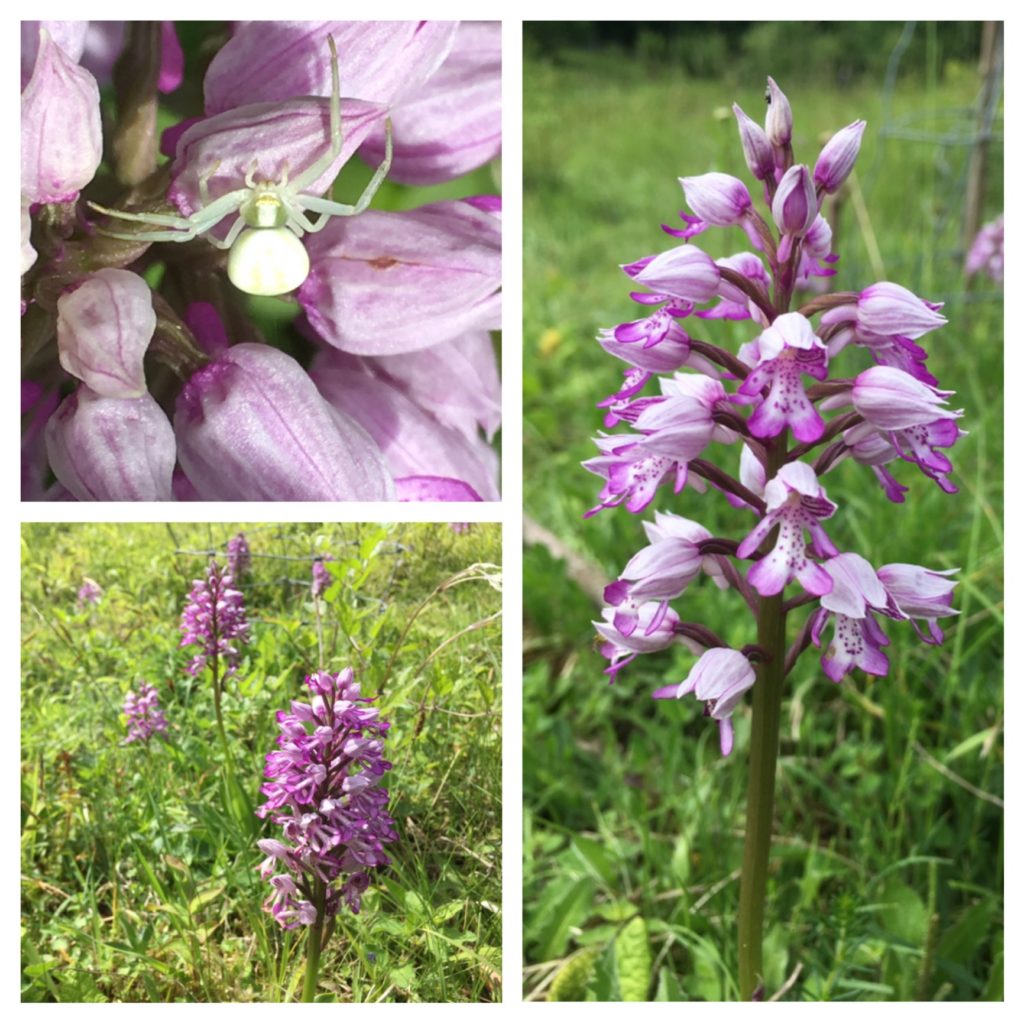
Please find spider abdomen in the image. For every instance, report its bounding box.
[227,227,310,297]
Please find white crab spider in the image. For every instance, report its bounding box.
[89,36,392,297]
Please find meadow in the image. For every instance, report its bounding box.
[21,521,502,1002]
[523,33,1004,1001]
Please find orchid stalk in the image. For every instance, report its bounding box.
[587,78,961,999]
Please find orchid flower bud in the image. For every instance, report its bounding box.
[679,173,753,227]
[360,21,501,185]
[630,244,721,303]
[764,76,793,148]
[174,343,394,501]
[733,103,775,181]
[312,358,499,500]
[203,21,457,114]
[298,199,501,355]
[57,269,155,399]
[851,366,963,431]
[45,387,176,501]
[21,28,102,203]
[21,21,88,87]
[362,331,500,443]
[168,97,386,234]
[820,282,947,342]
[813,120,866,194]
[771,164,818,240]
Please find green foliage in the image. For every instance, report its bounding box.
[21,522,502,1002]
[523,22,983,86]
[523,46,1003,1002]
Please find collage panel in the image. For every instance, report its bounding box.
[22,21,501,503]
[21,522,502,1001]
[523,22,1003,1002]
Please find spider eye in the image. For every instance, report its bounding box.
[227,227,310,297]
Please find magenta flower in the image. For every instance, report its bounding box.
[175,344,395,501]
[678,172,753,230]
[738,312,828,443]
[21,27,101,204]
[653,648,757,756]
[628,244,722,304]
[226,533,251,579]
[23,24,501,503]
[76,577,102,608]
[821,281,946,342]
[594,601,683,683]
[203,22,456,114]
[849,365,962,431]
[764,76,793,150]
[312,357,499,501]
[578,75,963,758]
[733,103,775,182]
[359,21,502,185]
[310,556,334,599]
[813,120,866,195]
[877,563,959,644]
[45,387,176,502]
[56,269,155,399]
[179,561,251,677]
[771,165,818,261]
[256,668,397,927]
[298,199,501,356]
[965,214,1003,283]
[124,682,169,744]
[736,462,837,597]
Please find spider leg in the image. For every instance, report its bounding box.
[205,214,248,251]
[287,34,344,195]
[290,116,392,227]
[199,161,222,207]
[89,189,251,243]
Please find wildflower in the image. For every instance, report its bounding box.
[965,214,1003,283]
[45,387,176,501]
[179,561,250,677]
[21,27,102,203]
[627,245,722,304]
[809,553,901,682]
[76,577,102,608]
[175,344,395,501]
[877,563,959,644]
[124,682,169,743]
[22,23,501,503]
[733,103,775,182]
[771,165,818,261]
[311,556,334,599]
[820,281,946,343]
[56,269,155,399]
[653,647,757,756]
[226,533,251,579]
[594,601,682,682]
[736,462,837,597]
[678,173,753,231]
[848,365,962,431]
[256,668,397,927]
[738,312,828,442]
[813,120,866,195]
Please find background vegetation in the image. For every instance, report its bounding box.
[22,521,502,1002]
[523,21,1003,1001]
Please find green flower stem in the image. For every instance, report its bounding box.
[301,881,327,1003]
[737,440,788,1000]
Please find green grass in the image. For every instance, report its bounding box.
[523,48,1003,1001]
[21,522,502,1002]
